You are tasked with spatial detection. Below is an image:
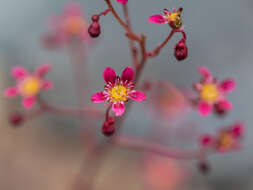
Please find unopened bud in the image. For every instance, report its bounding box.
[88,22,101,38]
[198,161,210,175]
[102,117,115,137]
[9,112,24,127]
[174,39,188,61]
[91,14,100,22]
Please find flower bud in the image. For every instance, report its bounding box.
[198,161,210,175]
[9,112,24,127]
[91,14,100,22]
[174,39,188,61]
[214,103,227,117]
[88,22,101,38]
[102,117,115,136]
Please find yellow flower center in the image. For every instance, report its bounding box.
[200,84,219,102]
[21,77,40,96]
[166,12,182,29]
[219,132,233,149]
[109,85,128,102]
[63,16,86,35]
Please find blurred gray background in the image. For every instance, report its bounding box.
[0,0,253,189]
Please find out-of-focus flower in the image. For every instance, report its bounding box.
[42,3,90,47]
[147,81,190,120]
[148,8,183,29]
[4,64,53,109]
[193,67,236,116]
[200,122,244,153]
[116,0,128,4]
[91,67,146,116]
[143,155,186,190]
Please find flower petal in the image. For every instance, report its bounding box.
[129,90,146,102]
[198,101,212,116]
[41,80,53,90]
[121,66,134,82]
[103,67,117,84]
[198,66,211,78]
[231,122,244,138]
[116,0,128,4]
[220,78,236,93]
[193,82,202,91]
[36,64,51,78]
[91,92,107,103]
[217,99,233,111]
[4,87,19,97]
[112,102,125,116]
[148,15,167,24]
[22,96,36,109]
[11,66,28,80]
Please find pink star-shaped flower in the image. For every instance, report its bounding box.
[91,67,146,116]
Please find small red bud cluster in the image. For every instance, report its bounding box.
[88,14,101,38]
[9,112,24,127]
[102,117,115,137]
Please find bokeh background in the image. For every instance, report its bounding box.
[0,0,252,189]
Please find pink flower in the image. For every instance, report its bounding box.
[200,122,244,153]
[148,8,183,29]
[91,67,146,116]
[193,67,236,116]
[43,3,90,47]
[116,0,128,4]
[4,64,53,109]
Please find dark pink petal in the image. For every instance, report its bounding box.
[148,15,167,24]
[91,92,107,103]
[198,101,212,116]
[11,66,28,80]
[103,67,117,84]
[200,134,216,147]
[129,90,146,102]
[217,99,233,111]
[4,87,19,97]
[231,122,244,138]
[36,64,51,78]
[116,0,128,4]
[41,80,53,90]
[220,78,236,93]
[121,66,134,82]
[112,102,125,116]
[198,66,211,78]
[22,96,36,109]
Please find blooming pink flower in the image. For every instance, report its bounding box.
[116,0,128,4]
[148,8,183,29]
[193,66,236,116]
[4,64,53,109]
[43,3,90,47]
[200,122,244,153]
[91,67,146,116]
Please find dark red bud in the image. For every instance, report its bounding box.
[88,22,101,38]
[9,112,24,127]
[91,14,100,22]
[174,39,188,61]
[214,103,227,117]
[102,117,115,137]
[198,161,210,175]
